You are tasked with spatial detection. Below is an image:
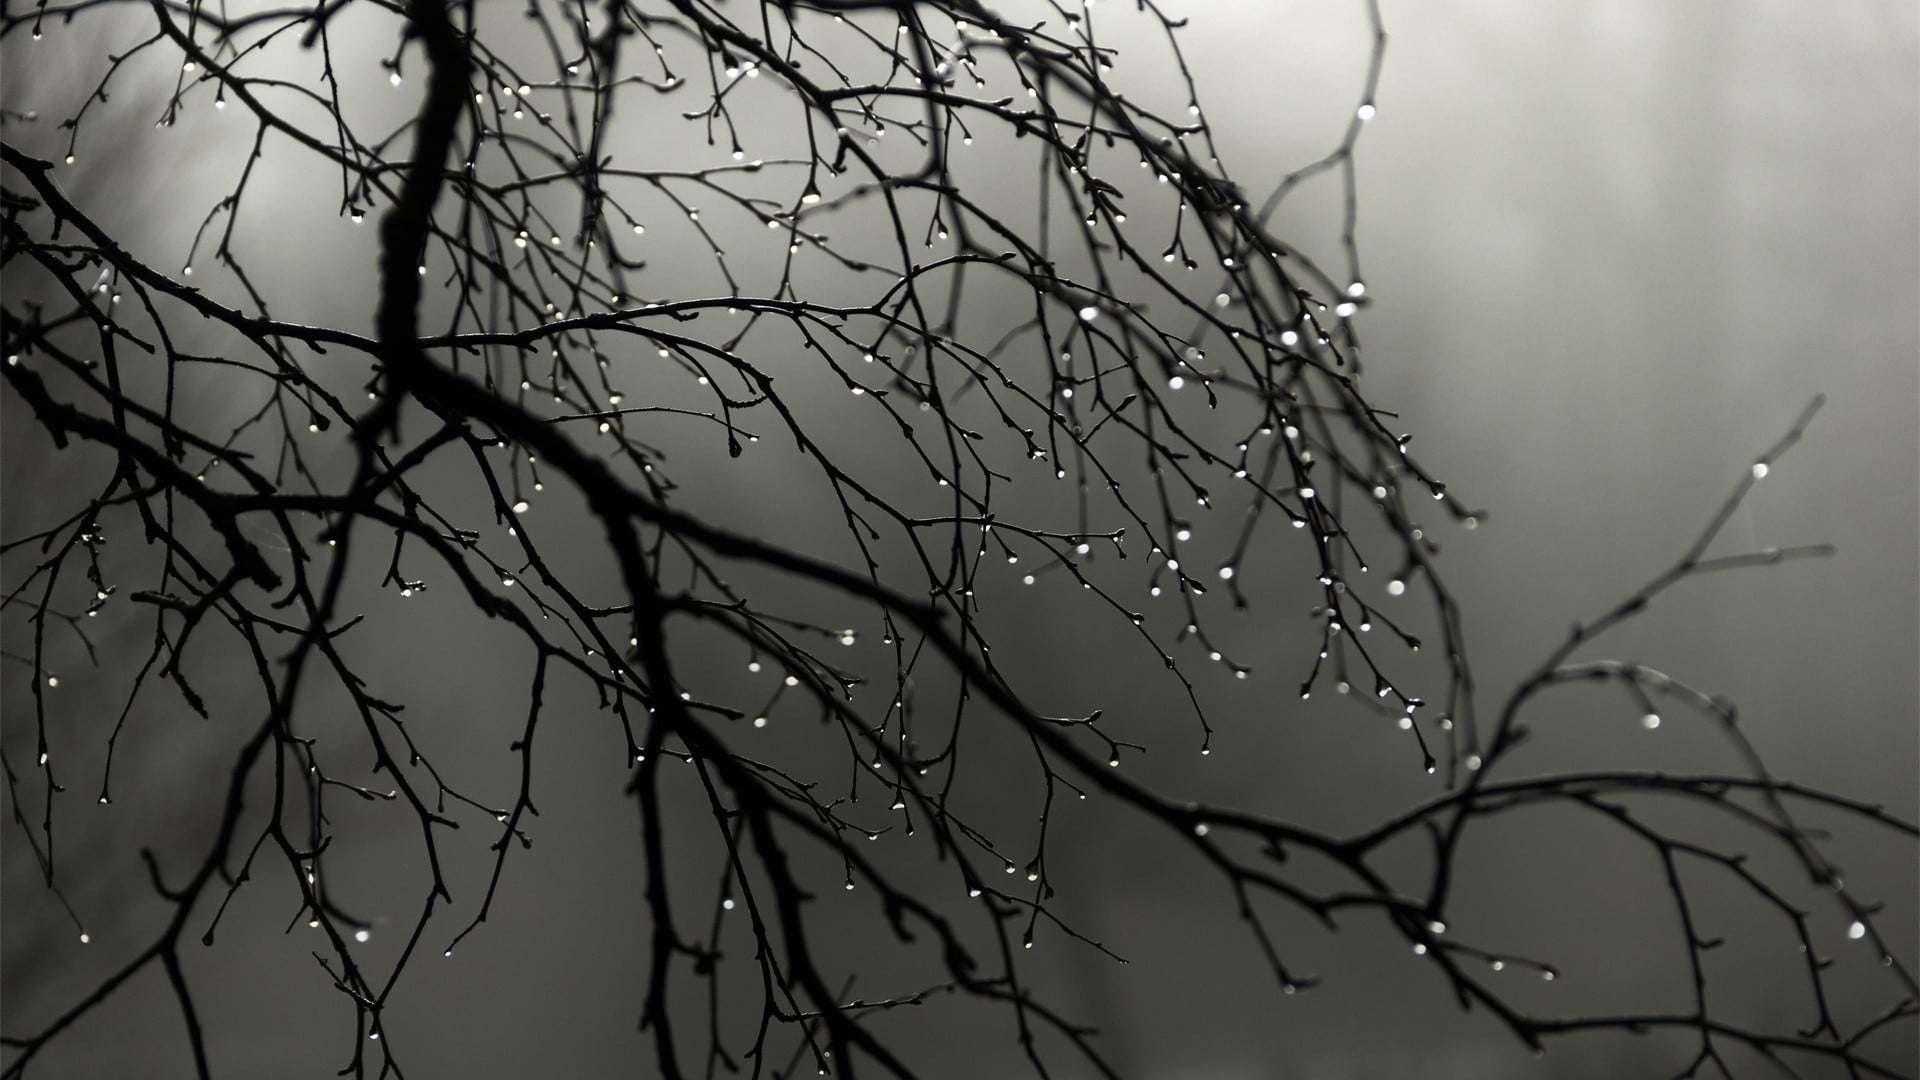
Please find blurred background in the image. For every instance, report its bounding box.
[4,1,1915,1077]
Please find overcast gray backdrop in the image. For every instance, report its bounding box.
[3,1,1915,1077]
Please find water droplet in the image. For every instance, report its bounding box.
[1356,102,1376,121]
[1641,713,1661,730]
[512,500,529,514]
[355,929,371,943]
[1751,462,1770,479]
[390,71,403,86]
[1847,921,1867,940]
[79,933,90,944]
[722,898,735,911]
[46,675,58,688]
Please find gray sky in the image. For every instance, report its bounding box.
[3,2,1915,1077]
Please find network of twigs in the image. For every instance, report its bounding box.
[2,0,1913,1077]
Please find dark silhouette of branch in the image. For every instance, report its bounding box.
[1,1,1912,1078]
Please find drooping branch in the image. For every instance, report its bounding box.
[2,2,1912,1078]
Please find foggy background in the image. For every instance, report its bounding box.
[3,1,1915,1077]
